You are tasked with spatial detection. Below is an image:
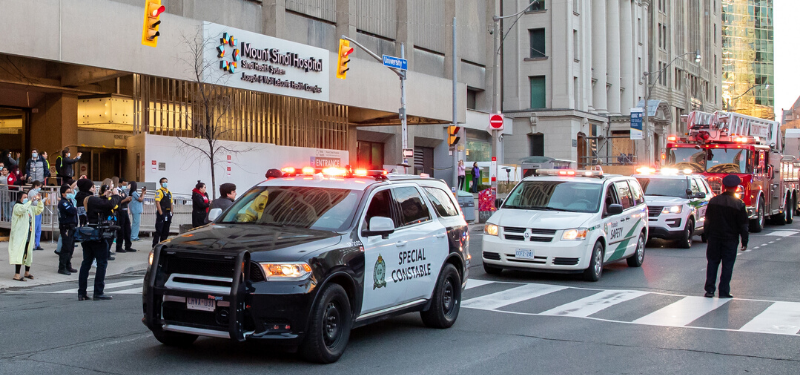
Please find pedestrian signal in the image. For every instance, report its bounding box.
[448,126,461,147]
[141,0,165,47]
[336,39,354,79]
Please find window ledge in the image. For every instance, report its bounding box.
[525,9,547,15]
[524,57,549,62]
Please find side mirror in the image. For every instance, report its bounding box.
[607,204,624,216]
[208,208,223,222]
[685,189,693,197]
[695,192,706,199]
[363,216,395,238]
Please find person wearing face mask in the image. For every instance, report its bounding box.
[55,148,82,186]
[28,180,45,251]
[129,181,145,241]
[8,189,44,282]
[24,149,47,184]
[191,181,210,228]
[77,180,119,301]
[57,184,78,275]
[54,180,79,258]
[115,178,135,253]
[153,177,173,248]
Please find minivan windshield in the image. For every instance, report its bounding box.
[503,181,603,213]
[637,178,689,198]
[218,186,362,232]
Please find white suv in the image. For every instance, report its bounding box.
[482,170,648,281]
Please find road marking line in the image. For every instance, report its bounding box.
[462,283,567,311]
[632,296,730,327]
[765,230,798,237]
[539,290,647,318]
[51,279,142,294]
[465,279,495,290]
[739,302,800,335]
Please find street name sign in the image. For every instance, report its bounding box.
[382,55,408,70]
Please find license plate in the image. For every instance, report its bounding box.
[515,249,534,259]
[187,298,215,312]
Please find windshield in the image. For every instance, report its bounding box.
[666,147,753,174]
[637,178,688,198]
[706,148,751,173]
[666,148,706,173]
[503,181,602,213]
[218,186,362,232]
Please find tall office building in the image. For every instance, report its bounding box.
[721,0,774,120]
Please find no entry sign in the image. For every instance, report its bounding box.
[489,114,504,131]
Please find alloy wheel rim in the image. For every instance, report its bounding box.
[323,302,340,346]
[442,278,455,316]
[637,236,645,261]
[594,248,602,276]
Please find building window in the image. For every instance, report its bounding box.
[527,0,545,12]
[530,76,546,109]
[658,23,662,50]
[529,133,545,156]
[663,25,667,49]
[574,77,580,109]
[573,30,579,61]
[467,88,478,110]
[357,141,384,170]
[529,28,546,58]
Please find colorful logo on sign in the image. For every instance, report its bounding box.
[218,32,240,74]
[373,254,387,289]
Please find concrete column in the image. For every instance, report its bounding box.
[620,0,634,114]
[592,0,608,113]
[585,0,594,111]
[397,0,415,70]
[261,0,286,39]
[606,0,621,115]
[336,0,357,41]
[30,93,78,164]
[551,0,570,108]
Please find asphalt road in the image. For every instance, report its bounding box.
[1,223,799,374]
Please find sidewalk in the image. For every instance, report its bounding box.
[0,238,151,290]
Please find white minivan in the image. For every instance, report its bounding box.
[482,170,648,281]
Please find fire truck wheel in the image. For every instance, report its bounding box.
[749,197,765,233]
[677,219,694,249]
[786,198,794,224]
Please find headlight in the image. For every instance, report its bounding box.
[484,224,499,236]
[259,262,312,281]
[148,250,154,266]
[561,228,588,241]
[661,206,682,214]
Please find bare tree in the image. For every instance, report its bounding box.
[175,29,254,199]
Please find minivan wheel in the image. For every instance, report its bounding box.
[583,242,604,282]
[627,233,646,267]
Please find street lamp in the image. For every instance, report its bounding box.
[724,83,770,112]
[641,50,701,165]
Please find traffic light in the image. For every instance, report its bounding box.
[448,126,461,147]
[141,0,165,48]
[336,39,354,79]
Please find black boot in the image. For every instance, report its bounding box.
[58,268,71,275]
[67,264,77,273]
[78,294,91,301]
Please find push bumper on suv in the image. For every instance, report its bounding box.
[143,247,314,345]
[481,227,590,272]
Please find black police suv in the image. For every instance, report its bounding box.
[142,171,470,363]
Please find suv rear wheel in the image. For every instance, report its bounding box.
[301,283,352,363]
[421,263,461,328]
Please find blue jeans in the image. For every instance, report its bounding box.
[34,214,42,248]
[130,213,141,240]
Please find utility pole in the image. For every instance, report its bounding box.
[451,17,459,189]
[491,15,500,193]
[340,36,409,173]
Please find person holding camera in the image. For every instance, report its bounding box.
[76,179,118,301]
[152,177,173,248]
[57,184,78,275]
[8,189,44,282]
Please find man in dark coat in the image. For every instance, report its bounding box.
[703,174,749,298]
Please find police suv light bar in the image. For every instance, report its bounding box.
[278,166,388,178]
[537,169,603,177]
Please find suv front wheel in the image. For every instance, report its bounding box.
[301,283,352,363]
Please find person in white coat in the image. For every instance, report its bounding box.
[8,190,44,281]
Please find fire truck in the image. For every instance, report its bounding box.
[665,110,798,232]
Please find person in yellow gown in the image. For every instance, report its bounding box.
[8,190,44,282]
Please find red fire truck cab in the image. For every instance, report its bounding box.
[665,111,797,232]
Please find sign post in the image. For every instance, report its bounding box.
[488,114,504,194]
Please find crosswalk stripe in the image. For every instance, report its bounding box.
[539,290,647,318]
[764,230,798,237]
[739,302,800,335]
[51,279,142,294]
[112,287,143,295]
[465,279,495,290]
[462,283,567,311]
[632,296,730,327]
